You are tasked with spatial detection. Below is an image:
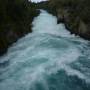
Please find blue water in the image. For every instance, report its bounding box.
[0,10,90,90]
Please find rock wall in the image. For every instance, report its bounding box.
[49,0,90,39]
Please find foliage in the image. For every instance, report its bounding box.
[0,0,39,55]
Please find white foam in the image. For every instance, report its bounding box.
[32,10,75,38]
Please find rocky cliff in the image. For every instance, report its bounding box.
[49,0,90,39]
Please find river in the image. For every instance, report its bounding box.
[0,10,90,90]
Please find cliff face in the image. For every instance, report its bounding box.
[49,0,90,39]
[0,0,40,55]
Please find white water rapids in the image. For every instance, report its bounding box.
[0,10,90,90]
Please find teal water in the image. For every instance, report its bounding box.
[0,10,90,90]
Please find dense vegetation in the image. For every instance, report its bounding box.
[49,0,90,22]
[0,0,40,55]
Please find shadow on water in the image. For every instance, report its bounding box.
[29,70,90,90]
[0,60,9,68]
[47,70,90,90]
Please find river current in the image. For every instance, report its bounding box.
[0,10,90,90]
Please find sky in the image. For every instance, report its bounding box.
[30,0,47,3]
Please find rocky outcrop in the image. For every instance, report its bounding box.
[49,0,90,40]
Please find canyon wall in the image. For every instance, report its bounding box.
[49,0,90,39]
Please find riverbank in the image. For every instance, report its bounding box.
[49,0,90,40]
[0,0,40,56]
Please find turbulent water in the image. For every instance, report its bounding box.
[0,10,90,90]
